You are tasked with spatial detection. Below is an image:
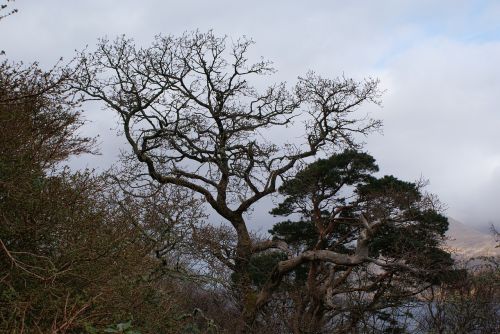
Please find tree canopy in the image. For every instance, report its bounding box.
[0,60,208,333]
[253,150,453,332]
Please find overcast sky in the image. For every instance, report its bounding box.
[2,0,500,230]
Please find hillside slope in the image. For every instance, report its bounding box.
[444,218,499,257]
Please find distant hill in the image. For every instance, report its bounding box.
[444,217,499,258]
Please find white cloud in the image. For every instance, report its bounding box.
[368,37,500,227]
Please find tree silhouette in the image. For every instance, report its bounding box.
[72,31,381,331]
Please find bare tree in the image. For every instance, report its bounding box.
[0,0,17,22]
[1,1,18,55]
[71,31,381,331]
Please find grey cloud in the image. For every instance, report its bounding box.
[2,0,500,229]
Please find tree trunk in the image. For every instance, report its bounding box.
[231,215,258,333]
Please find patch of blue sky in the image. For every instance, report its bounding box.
[453,0,500,43]
[373,0,500,69]
[373,39,421,69]
[460,27,500,43]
